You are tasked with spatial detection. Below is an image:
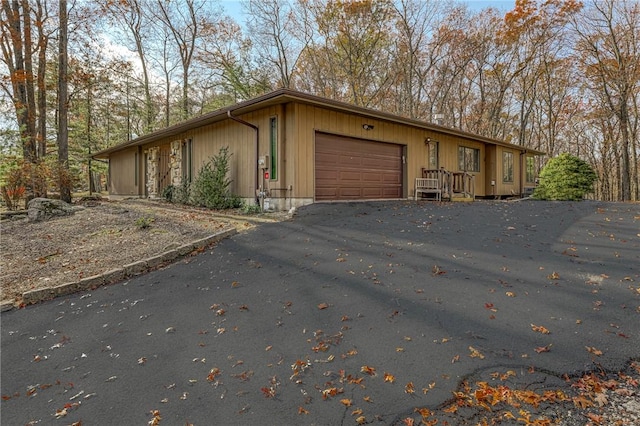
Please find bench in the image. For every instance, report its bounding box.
[415,177,442,201]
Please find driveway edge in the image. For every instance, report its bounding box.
[3,227,237,312]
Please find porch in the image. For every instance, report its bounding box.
[415,168,475,202]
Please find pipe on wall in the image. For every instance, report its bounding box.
[227,110,259,204]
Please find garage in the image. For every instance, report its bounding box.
[315,132,403,201]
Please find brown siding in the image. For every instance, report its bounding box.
[108,147,139,196]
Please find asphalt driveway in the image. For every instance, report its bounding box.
[2,200,639,425]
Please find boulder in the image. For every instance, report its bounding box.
[27,198,77,222]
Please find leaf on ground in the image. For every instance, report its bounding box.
[340,398,352,407]
[594,392,608,407]
[405,382,415,394]
[586,346,603,356]
[534,344,552,353]
[361,365,376,376]
[468,346,485,359]
[531,324,550,334]
[317,303,329,310]
[573,395,593,409]
[384,372,395,383]
[547,271,560,279]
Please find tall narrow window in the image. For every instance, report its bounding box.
[428,141,438,169]
[134,151,139,186]
[526,156,535,183]
[458,146,480,172]
[269,117,277,180]
[182,138,192,183]
[503,151,514,182]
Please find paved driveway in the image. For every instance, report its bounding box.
[2,200,638,425]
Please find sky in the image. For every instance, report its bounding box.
[219,0,517,23]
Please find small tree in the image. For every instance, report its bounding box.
[189,147,241,209]
[533,153,597,201]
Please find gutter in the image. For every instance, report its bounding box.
[227,110,259,204]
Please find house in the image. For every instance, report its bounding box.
[93,89,543,210]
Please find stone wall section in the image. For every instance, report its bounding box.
[170,140,183,187]
[146,146,159,198]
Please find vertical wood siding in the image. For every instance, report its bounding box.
[108,147,139,195]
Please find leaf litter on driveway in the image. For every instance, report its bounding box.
[1,200,639,425]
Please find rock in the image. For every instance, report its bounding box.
[27,198,76,222]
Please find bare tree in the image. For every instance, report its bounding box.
[245,0,309,89]
[57,0,70,202]
[572,0,639,201]
[1,0,37,162]
[154,0,209,121]
[101,0,156,133]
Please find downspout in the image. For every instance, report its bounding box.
[519,150,526,197]
[227,110,259,204]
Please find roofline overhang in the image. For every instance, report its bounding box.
[92,88,546,159]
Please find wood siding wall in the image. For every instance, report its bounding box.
[106,100,533,202]
[287,103,491,198]
[108,147,140,196]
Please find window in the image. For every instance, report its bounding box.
[458,146,480,172]
[503,151,514,182]
[526,156,535,183]
[269,117,277,180]
[428,140,438,169]
[182,138,192,183]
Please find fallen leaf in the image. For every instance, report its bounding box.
[586,346,603,356]
[207,367,221,382]
[405,382,415,394]
[383,372,395,383]
[298,406,309,415]
[531,324,550,334]
[340,398,352,407]
[534,344,552,353]
[361,365,376,376]
[586,413,604,424]
[505,291,515,297]
[573,395,593,409]
[594,392,608,407]
[468,346,485,359]
[547,271,560,280]
[355,415,366,424]
[317,303,329,310]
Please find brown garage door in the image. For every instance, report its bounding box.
[315,132,403,200]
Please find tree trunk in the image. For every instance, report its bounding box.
[57,0,71,203]
[35,0,48,158]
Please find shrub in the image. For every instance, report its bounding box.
[242,203,262,214]
[533,153,597,201]
[161,185,174,201]
[172,180,191,205]
[189,147,242,210]
[135,216,154,230]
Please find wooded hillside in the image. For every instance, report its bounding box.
[1,0,638,201]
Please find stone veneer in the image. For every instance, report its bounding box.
[170,140,183,187]
[146,146,159,198]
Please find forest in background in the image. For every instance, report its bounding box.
[1,0,638,202]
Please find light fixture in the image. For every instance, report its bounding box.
[425,137,431,145]
[362,124,374,130]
